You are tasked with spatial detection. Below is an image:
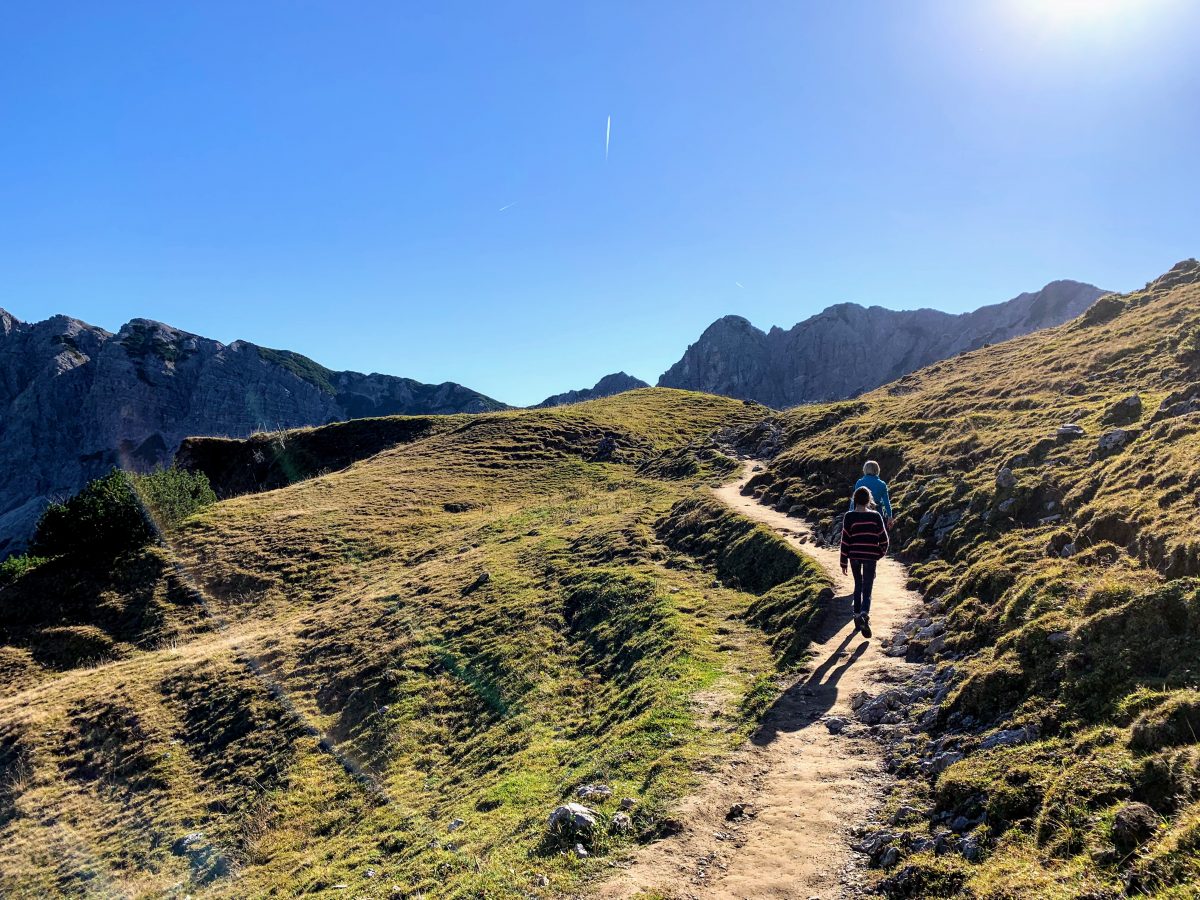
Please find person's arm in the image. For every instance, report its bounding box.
[878,513,890,557]
[839,515,850,572]
[880,482,893,520]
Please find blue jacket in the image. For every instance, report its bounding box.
[849,474,892,519]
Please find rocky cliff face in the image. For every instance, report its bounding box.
[0,312,506,555]
[535,372,649,408]
[658,280,1107,408]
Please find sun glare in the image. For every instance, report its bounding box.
[1013,0,1159,29]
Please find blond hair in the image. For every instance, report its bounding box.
[863,460,881,476]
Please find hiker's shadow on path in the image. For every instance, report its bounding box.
[750,591,868,747]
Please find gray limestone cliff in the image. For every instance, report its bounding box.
[0,312,506,554]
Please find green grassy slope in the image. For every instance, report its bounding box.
[747,259,1200,897]
[0,389,829,898]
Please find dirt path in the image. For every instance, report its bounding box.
[595,464,921,900]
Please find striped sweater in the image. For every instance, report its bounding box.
[840,509,889,564]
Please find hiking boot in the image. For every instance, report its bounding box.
[860,615,872,638]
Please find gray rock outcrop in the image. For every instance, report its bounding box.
[0,310,507,555]
[657,280,1107,407]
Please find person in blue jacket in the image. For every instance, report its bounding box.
[850,460,894,530]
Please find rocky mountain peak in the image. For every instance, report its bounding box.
[535,371,649,408]
[658,279,1107,408]
[0,310,507,554]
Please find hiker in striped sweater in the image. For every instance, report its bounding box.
[839,485,889,638]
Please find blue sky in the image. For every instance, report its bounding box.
[2,1,1198,406]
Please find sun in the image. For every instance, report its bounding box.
[1013,0,1157,29]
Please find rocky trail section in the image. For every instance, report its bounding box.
[595,464,925,900]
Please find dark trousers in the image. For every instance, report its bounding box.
[850,558,877,615]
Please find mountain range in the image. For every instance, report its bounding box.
[657,279,1107,407]
[0,277,1106,554]
[0,311,505,555]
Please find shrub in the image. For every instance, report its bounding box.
[31,468,216,559]
[135,467,217,530]
[0,554,46,588]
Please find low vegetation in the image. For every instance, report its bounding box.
[0,389,830,898]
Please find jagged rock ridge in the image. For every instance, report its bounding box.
[658,279,1108,408]
[535,372,649,408]
[0,312,507,554]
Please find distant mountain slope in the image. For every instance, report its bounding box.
[0,311,506,554]
[534,371,649,408]
[658,279,1107,407]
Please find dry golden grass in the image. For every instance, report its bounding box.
[0,389,828,898]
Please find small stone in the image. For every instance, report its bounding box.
[726,802,755,820]
[576,783,613,802]
[891,805,920,825]
[619,797,638,810]
[1097,428,1130,455]
[574,842,589,858]
[960,834,984,862]
[447,818,465,832]
[824,716,851,734]
[1056,423,1085,440]
[171,832,207,855]
[611,812,633,833]
[879,846,900,868]
[364,868,377,879]
[534,874,550,887]
[995,467,1017,491]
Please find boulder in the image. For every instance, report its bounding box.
[980,726,1036,750]
[1096,428,1130,456]
[547,803,599,837]
[1056,423,1085,441]
[995,467,1017,491]
[927,751,964,775]
[1112,802,1159,851]
[1103,393,1143,424]
[610,812,633,834]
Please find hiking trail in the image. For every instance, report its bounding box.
[595,463,922,900]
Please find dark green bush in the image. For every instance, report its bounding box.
[0,554,46,588]
[136,466,217,530]
[31,468,216,559]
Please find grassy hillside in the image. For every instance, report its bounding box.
[745,259,1200,897]
[0,389,830,898]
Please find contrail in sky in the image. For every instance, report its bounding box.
[498,201,517,212]
[735,281,745,289]
[605,115,611,161]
